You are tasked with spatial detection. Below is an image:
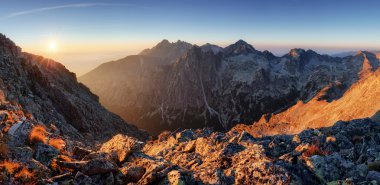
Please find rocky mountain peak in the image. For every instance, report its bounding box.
[288,48,306,58]
[355,50,365,56]
[223,39,257,56]
[354,50,377,58]
[157,39,170,46]
[262,50,277,60]
[139,39,193,64]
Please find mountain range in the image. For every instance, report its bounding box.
[80,40,380,134]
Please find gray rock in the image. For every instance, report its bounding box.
[34,143,59,166]
[10,146,33,162]
[73,146,92,159]
[74,172,94,185]
[81,158,118,176]
[121,166,146,183]
[9,122,33,147]
[99,134,143,163]
[367,171,380,184]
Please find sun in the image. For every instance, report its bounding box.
[48,41,57,51]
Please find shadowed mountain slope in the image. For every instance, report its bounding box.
[0,34,148,141]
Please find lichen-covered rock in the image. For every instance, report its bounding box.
[121,166,146,183]
[100,134,144,163]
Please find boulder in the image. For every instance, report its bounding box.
[367,171,380,184]
[121,166,146,183]
[74,172,93,185]
[73,146,92,159]
[183,140,196,153]
[34,143,59,166]
[10,146,33,162]
[305,153,356,183]
[9,122,33,147]
[81,158,118,176]
[175,130,195,142]
[100,134,144,163]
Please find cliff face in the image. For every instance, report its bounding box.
[80,40,376,134]
[0,34,148,141]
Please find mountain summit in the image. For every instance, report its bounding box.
[223,39,257,56]
[139,39,192,64]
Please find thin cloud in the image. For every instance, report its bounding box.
[0,3,131,20]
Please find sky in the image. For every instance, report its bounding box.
[1,0,380,75]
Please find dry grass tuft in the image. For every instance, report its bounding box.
[1,125,11,133]
[48,138,66,151]
[0,160,21,174]
[303,145,329,157]
[29,125,47,144]
[50,155,74,173]
[57,155,73,162]
[14,167,33,182]
[326,136,337,143]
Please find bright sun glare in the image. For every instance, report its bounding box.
[48,41,57,51]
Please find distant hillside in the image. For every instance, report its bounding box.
[332,50,380,57]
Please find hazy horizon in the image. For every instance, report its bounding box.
[1,0,380,75]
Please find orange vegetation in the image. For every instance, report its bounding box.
[14,167,34,182]
[325,136,336,143]
[0,160,21,174]
[50,155,73,173]
[48,138,66,151]
[29,125,48,144]
[303,145,329,157]
[2,126,11,133]
[243,68,380,137]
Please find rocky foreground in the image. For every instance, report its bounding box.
[1,99,380,184]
